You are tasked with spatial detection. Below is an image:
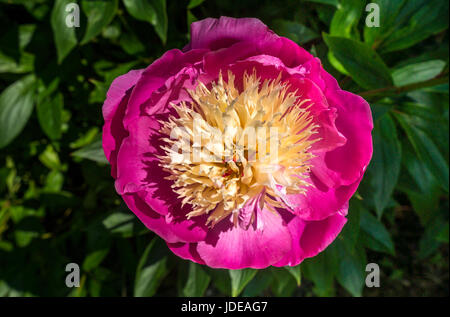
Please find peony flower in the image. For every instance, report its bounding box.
[102,17,373,269]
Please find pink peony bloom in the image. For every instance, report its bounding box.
[102,17,373,269]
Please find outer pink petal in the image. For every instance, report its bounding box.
[102,69,144,120]
[121,191,207,244]
[202,37,313,75]
[166,242,206,265]
[271,210,306,267]
[121,192,187,244]
[196,209,292,269]
[114,115,208,243]
[186,17,274,50]
[313,90,373,187]
[123,49,208,129]
[102,69,144,177]
[300,211,347,259]
[274,208,347,267]
[286,174,362,221]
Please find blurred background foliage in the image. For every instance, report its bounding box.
[0,0,448,297]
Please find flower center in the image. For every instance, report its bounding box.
[159,70,320,228]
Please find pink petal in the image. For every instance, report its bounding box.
[122,192,205,243]
[186,17,274,51]
[123,49,207,129]
[102,69,144,120]
[314,90,373,186]
[202,37,313,75]
[285,174,362,221]
[102,69,144,177]
[115,115,208,242]
[196,209,292,269]
[299,211,347,259]
[167,242,206,265]
[274,208,347,267]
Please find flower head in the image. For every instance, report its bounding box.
[102,17,373,269]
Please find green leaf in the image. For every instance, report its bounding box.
[43,170,64,192]
[82,222,111,271]
[0,280,10,297]
[51,0,78,63]
[102,210,147,238]
[363,0,407,48]
[392,60,446,87]
[272,20,318,45]
[360,210,395,255]
[149,0,167,45]
[70,127,99,149]
[0,75,36,149]
[419,216,449,259]
[370,103,391,122]
[14,216,43,247]
[380,0,449,53]
[118,32,145,55]
[186,10,197,32]
[209,269,231,295]
[123,0,167,44]
[39,145,63,171]
[229,268,257,297]
[71,136,108,164]
[395,113,449,192]
[102,22,121,40]
[335,240,366,297]
[400,145,441,226]
[316,4,336,27]
[326,51,350,76]
[0,24,20,63]
[187,0,205,9]
[330,0,365,39]
[339,200,361,251]
[81,0,118,45]
[182,262,211,297]
[37,93,63,140]
[368,113,402,217]
[436,223,449,243]
[301,246,338,296]
[270,268,297,296]
[134,237,168,297]
[0,24,36,74]
[283,265,301,286]
[0,51,34,74]
[242,270,273,297]
[123,0,156,24]
[323,34,393,89]
[305,0,338,6]
[22,1,50,20]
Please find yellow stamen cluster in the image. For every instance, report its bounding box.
[158,70,319,228]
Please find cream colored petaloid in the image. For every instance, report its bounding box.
[158,70,320,228]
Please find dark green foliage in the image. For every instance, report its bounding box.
[0,0,448,297]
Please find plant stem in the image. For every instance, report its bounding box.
[359,75,449,98]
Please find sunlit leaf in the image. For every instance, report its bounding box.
[134,238,169,297]
[330,0,365,39]
[81,0,118,44]
[368,113,402,218]
[50,0,77,63]
[392,60,446,87]
[71,136,108,164]
[229,268,257,297]
[0,75,36,149]
[123,0,167,44]
[360,210,395,255]
[182,262,211,297]
[323,34,393,89]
